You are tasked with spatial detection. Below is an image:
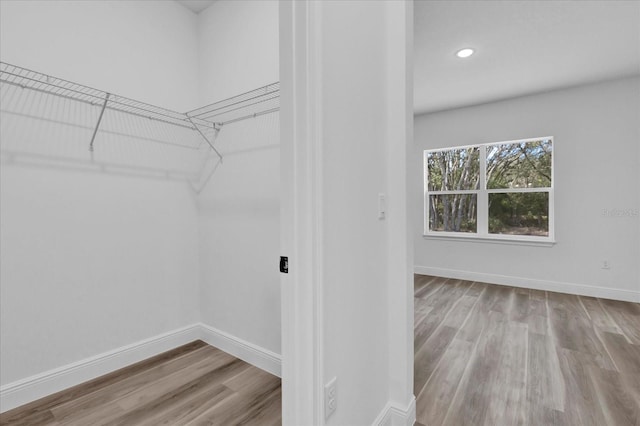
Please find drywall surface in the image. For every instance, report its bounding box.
[0,0,200,111]
[279,2,413,422]
[197,115,281,355]
[196,0,281,356]
[414,77,640,301]
[0,169,200,386]
[0,0,200,386]
[320,1,394,424]
[198,0,279,105]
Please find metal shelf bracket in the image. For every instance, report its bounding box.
[186,116,223,163]
[89,93,110,152]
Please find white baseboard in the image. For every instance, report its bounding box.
[199,323,281,378]
[0,324,201,413]
[414,266,640,303]
[372,396,416,426]
[1,323,282,413]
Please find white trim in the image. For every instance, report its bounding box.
[424,136,553,153]
[310,1,325,421]
[428,188,553,195]
[424,136,554,242]
[478,145,488,234]
[385,0,415,418]
[414,265,640,303]
[1,323,283,413]
[423,233,555,247]
[279,1,325,424]
[198,323,282,378]
[486,187,552,193]
[372,397,416,426]
[0,324,200,413]
[428,190,480,195]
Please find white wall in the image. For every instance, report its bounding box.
[0,0,200,112]
[0,0,201,389]
[197,114,281,355]
[279,1,413,424]
[0,170,200,385]
[196,1,281,356]
[320,2,390,422]
[198,0,279,105]
[413,77,640,302]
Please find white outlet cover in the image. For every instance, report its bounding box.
[324,377,337,419]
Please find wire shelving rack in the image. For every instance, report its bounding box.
[0,61,280,154]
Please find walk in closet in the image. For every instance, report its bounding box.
[0,0,281,413]
[2,1,417,423]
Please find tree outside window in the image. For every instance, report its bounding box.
[424,137,553,242]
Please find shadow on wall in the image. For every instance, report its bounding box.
[0,80,219,186]
[0,72,281,195]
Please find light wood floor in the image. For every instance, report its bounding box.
[0,341,281,426]
[414,274,640,426]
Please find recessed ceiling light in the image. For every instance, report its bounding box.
[456,48,475,58]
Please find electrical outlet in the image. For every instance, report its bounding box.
[324,377,337,419]
[602,260,611,270]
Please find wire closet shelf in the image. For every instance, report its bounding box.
[0,61,280,151]
[186,82,280,126]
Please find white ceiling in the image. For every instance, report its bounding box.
[414,0,640,115]
[176,0,216,14]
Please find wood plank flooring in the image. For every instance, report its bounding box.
[0,341,281,426]
[414,274,640,426]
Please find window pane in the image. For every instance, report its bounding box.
[488,192,549,236]
[426,147,480,191]
[486,139,552,189]
[429,194,477,233]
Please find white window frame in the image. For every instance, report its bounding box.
[423,136,555,245]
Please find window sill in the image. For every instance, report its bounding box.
[422,233,556,247]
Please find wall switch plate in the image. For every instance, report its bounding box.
[378,193,386,220]
[324,377,337,419]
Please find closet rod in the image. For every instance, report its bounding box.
[1,77,199,132]
[200,94,280,122]
[1,62,280,141]
[187,82,280,125]
[0,62,214,131]
[220,107,280,126]
[189,89,279,119]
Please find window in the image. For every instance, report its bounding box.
[424,137,553,243]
